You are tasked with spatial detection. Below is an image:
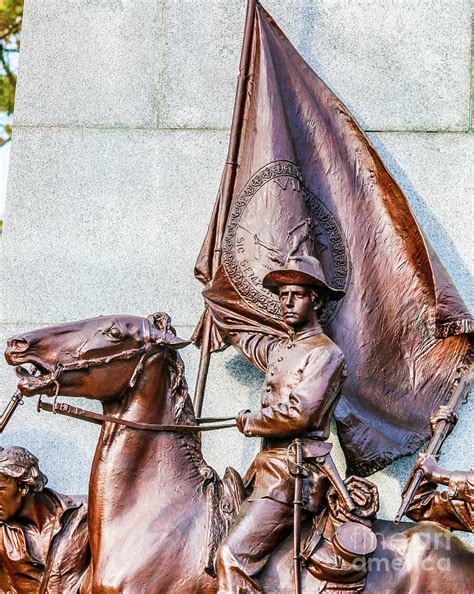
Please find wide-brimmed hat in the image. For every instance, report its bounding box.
[262,255,345,300]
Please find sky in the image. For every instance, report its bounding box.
[0,143,10,216]
[1,33,19,218]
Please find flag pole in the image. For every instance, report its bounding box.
[193,0,258,416]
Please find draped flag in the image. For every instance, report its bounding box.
[193,4,473,476]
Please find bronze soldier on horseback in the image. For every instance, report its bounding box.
[216,255,349,593]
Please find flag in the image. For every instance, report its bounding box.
[194,4,473,476]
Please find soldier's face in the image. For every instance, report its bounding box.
[0,474,27,521]
[278,285,317,329]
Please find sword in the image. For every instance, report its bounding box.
[292,438,303,594]
[0,391,23,433]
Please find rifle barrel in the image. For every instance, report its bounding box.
[0,391,23,433]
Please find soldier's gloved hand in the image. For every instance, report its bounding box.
[414,453,443,483]
[430,405,457,436]
[236,409,251,434]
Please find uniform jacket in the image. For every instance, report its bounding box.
[230,324,346,511]
[0,488,90,593]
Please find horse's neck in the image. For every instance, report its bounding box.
[90,352,209,513]
[87,351,218,586]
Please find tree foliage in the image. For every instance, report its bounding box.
[0,0,23,146]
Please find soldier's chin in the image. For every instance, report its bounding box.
[0,507,15,522]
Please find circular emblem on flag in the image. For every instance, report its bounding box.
[222,160,351,324]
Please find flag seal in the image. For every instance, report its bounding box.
[222,160,350,324]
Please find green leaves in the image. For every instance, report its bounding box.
[0,0,23,145]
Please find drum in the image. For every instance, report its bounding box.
[333,522,377,562]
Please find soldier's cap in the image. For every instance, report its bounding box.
[263,255,345,300]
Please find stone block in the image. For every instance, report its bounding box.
[13,0,162,128]
[3,129,471,325]
[161,0,470,131]
[368,132,474,310]
[1,127,228,326]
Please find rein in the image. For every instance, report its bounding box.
[39,401,236,433]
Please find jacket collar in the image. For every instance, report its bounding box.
[287,323,323,341]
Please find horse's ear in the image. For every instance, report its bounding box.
[147,313,191,350]
[148,312,173,333]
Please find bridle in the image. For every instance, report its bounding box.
[47,318,155,393]
[37,318,236,433]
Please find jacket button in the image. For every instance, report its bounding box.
[266,386,271,392]
[278,357,283,362]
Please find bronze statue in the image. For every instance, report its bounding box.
[1,1,472,592]
[407,406,473,533]
[4,314,474,593]
[193,0,473,483]
[216,255,347,593]
[190,4,473,590]
[0,446,89,593]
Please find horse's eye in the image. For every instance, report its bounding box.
[104,325,122,341]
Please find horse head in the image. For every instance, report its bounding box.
[5,313,190,402]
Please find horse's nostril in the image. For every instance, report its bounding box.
[8,338,30,353]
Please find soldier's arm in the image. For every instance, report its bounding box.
[447,472,474,504]
[406,478,446,521]
[237,347,346,437]
[407,479,472,531]
[227,330,277,373]
[407,455,473,530]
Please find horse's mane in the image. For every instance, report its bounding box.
[169,350,197,427]
[149,312,199,444]
[149,313,231,573]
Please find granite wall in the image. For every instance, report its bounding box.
[1,0,472,543]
